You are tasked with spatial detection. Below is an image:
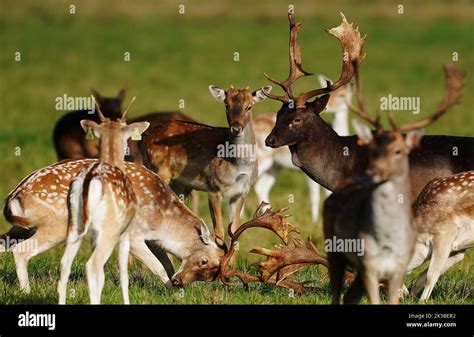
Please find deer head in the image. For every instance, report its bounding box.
[264,13,366,148]
[209,86,272,136]
[90,88,126,116]
[80,97,150,167]
[171,220,224,286]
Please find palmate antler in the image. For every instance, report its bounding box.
[219,203,330,294]
[264,12,366,108]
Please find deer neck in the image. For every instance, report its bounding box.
[291,120,364,191]
[99,138,126,171]
[229,117,256,167]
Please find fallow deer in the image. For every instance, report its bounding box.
[324,113,426,304]
[406,171,473,301]
[264,13,471,201]
[57,97,150,304]
[53,89,126,160]
[139,86,271,247]
[253,77,352,222]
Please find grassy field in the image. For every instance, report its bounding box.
[0,0,473,304]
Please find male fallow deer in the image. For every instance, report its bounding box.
[253,76,352,222]
[57,97,149,304]
[139,86,271,247]
[406,171,473,301]
[264,13,471,201]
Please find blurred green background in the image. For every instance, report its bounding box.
[0,0,472,303]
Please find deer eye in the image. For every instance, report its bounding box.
[395,149,402,155]
[246,106,252,111]
[200,258,208,266]
[293,117,302,124]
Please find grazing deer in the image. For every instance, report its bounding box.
[2,163,224,294]
[264,13,471,201]
[139,85,271,247]
[253,77,352,222]
[57,97,149,304]
[53,89,126,160]
[406,171,474,301]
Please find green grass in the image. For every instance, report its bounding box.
[0,0,473,304]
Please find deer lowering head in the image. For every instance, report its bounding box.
[265,13,365,148]
[80,97,149,169]
[209,85,271,136]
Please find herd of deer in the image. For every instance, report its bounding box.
[1,13,472,305]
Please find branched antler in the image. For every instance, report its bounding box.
[219,203,331,294]
[264,12,366,108]
[251,237,328,283]
[392,62,466,132]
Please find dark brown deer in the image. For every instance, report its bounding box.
[139,86,271,247]
[264,13,471,201]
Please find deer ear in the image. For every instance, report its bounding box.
[405,129,424,150]
[117,89,126,102]
[209,85,226,102]
[317,75,332,87]
[308,94,330,114]
[252,86,272,103]
[80,119,101,139]
[199,219,213,245]
[352,119,373,145]
[123,122,150,140]
[91,88,102,100]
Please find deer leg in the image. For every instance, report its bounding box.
[255,168,279,204]
[419,238,456,301]
[343,272,365,304]
[306,177,321,223]
[58,229,84,304]
[328,253,346,304]
[208,192,224,246]
[130,240,172,289]
[363,268,380,304]
[229,196,245,235]
[86,231,118,304]
[388,269,406,304]
[12,229,64,293]
[190,190,200,215]
[412,251,465,296]
[145,241,175,278]
[118,231,130,305]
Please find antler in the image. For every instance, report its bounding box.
[120,96,136,122]
[392,62,466,132]
[346,61,382,129]
[92,95,107,123]
[263,13,312,104]
[264,13,366,108]
[251,237,328,283]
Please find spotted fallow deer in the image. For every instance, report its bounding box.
[253,76,352,222]
[264,13,471,202]
[405,171,473,301]
[139,86,271,247]
[56,97,150,304]
[1,157,224,294]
